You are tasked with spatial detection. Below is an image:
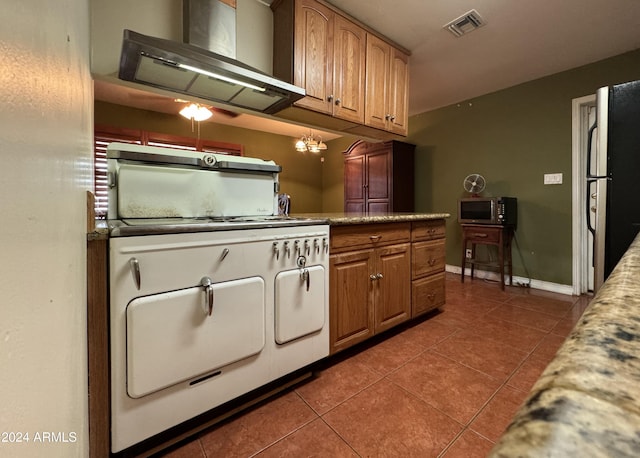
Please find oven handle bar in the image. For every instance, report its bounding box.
[200,277,213,316]
[200,277,214,316]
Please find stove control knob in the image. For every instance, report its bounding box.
[304,239,310,256]
[313,239,320,254]
[283,241,291,258]
[294,240,301,256]
[272,241,280,260]
[322,238,329,254]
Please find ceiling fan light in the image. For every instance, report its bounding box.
[179,103,213,121]
[193,106,213,121]
[179,103,197,119]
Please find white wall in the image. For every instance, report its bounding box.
[0,1,92,457]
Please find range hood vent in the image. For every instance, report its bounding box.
[118,29,305,115]
[444,10,486,37]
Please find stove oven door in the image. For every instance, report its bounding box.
[126,276,265,399]
[274,265,326,344]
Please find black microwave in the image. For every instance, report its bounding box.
[458,197,517,227]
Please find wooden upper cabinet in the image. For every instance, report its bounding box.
[272,0,409,137]
[293,1,365,122]
[365,34,409,136]
[364,34,390,131]
[293,0,333,114]
[333,15,366,123]
[388,48,409,135]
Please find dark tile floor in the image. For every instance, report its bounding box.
[160,273,591,458]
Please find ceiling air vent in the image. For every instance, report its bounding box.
[444,9,486,37]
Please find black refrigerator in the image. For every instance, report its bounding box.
[587,80,640,291]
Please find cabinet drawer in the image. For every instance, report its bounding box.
[411,220,445,241]
[412,272,445,317]
[412,239,445,279]
[463,226,501,243]
[331,223,410,252]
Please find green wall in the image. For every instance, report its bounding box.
[406,49,640,285]
[95,48,640,286]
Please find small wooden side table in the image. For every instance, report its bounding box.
[461,224,514,290]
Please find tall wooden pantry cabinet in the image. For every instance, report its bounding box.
[344,140,415,213]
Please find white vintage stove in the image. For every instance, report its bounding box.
[106,143,329,453]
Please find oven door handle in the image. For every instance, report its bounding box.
[299,267,310,291]
[129,258,141,290]
[200,277,214,316]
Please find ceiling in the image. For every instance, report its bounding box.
[95,0,640,138]
[330,0,640,115]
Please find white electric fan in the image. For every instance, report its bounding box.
[463,173,486,196]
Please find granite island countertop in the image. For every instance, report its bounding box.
[489,233,640,457]
[88,213,451,240]
[290,212,450,225]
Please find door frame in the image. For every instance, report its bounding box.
[571,94,596,295]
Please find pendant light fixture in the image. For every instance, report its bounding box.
[295,132,327,153]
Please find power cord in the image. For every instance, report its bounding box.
[512,230,531,287]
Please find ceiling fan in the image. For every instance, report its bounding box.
[174,99,239,119]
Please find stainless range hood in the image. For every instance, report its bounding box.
[118,29,305,115]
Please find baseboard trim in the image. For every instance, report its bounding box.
[445,265,574,296]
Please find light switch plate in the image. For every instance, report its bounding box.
[544,173,563,185]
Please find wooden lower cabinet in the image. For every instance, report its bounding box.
[374,243,411,333]
[329,223,411,354]
[412,272,445,316]
[329,249,375,353]
[329,220,446,354]
[411,221,446,317]
[328,220,447,354]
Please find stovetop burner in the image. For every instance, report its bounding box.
[108,215,328,237]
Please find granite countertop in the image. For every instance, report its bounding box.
[87,213,451,240]
[489,233,640,457]
[290,212,450,225]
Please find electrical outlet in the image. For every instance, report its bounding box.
[465,249,472,259]
[544,173,563,185]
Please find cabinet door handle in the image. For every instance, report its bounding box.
[428,258,437,266]
[335,98,341,106]
[376,273,384,279]
[370,274,378,281]
[327,95,334,102]
[471,233,488,238]
[390,115,396,122]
